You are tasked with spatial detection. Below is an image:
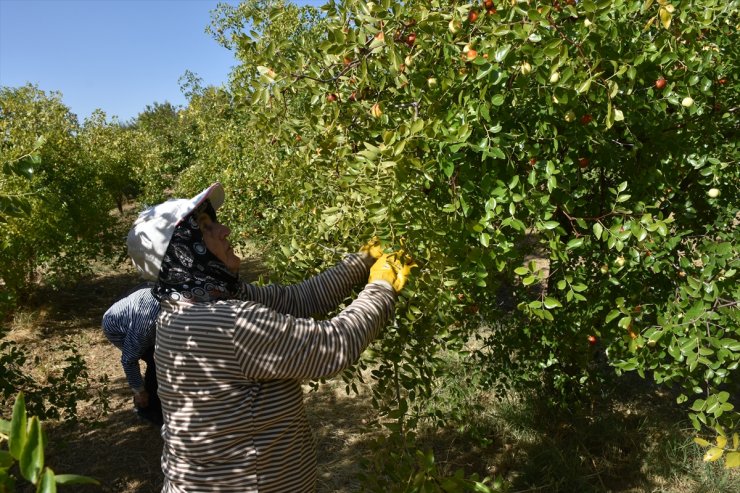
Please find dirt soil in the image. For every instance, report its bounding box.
[7,257,380,493]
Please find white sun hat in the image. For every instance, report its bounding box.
[126,183,225,280]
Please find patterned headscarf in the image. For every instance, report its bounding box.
[154,200,241,303]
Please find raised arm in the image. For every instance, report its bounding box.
[235,252,374,318]
[232,281,395,380]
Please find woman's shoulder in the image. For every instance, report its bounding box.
[160,298,260,313]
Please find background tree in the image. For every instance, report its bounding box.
[79,110,151,214]
[132,101,194,204]
[0,85,120,312]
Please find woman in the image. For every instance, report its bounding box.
[126,183,406,492]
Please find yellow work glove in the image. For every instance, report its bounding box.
[369,252,417,293]
[369,254,397,288]
[360,236,385,260]
[391,256,417,293]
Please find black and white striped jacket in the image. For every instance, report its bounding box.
[155,253,395,492]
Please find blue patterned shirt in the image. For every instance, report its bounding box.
[102,287,160,392]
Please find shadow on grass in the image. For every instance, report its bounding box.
[41,408,164,493]
[22,373,738,493]
[306,384,381,493]
[35,379,379,493]
[405,371,738,493]
[18,265,141,338]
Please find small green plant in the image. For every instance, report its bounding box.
[0,392,99,492]
[360,431,506,493]
[0,337,110,423]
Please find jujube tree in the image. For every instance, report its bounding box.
[180,0,739,473]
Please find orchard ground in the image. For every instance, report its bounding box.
[3,210,738,493]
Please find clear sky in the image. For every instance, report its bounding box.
[0,0,322,124]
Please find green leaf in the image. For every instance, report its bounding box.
[476,64,495,80]
[593,222,603,240]
[691,399,706,411]
[19,417,44,484]
[0,450,13,468]
[542,221,560,230]
[495,44,511,62]
[605,309,621,324]
[0,469,17,492]
[489,147,506,159]
[409,119,424,134]
[11,156,35,179]
[9,393,27,460]
[441,160,455,178]
[566,238,584,249]
[576,78,592,94]
[608,81,620,99]
[37,468,56,493]
[679,338,698,355]
[54,474,99,485]
[544,297,562,309]
[706,398,723,416]
[543,39,561,58]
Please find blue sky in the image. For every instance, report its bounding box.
[0,0,322,123]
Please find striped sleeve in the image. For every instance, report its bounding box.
[233,282,395,380]
[236,252,373,317]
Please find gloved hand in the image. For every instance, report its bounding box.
[391,256,417,293]
[369,252,417,293]
[360,237,385,259]
[369,254,397,288]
